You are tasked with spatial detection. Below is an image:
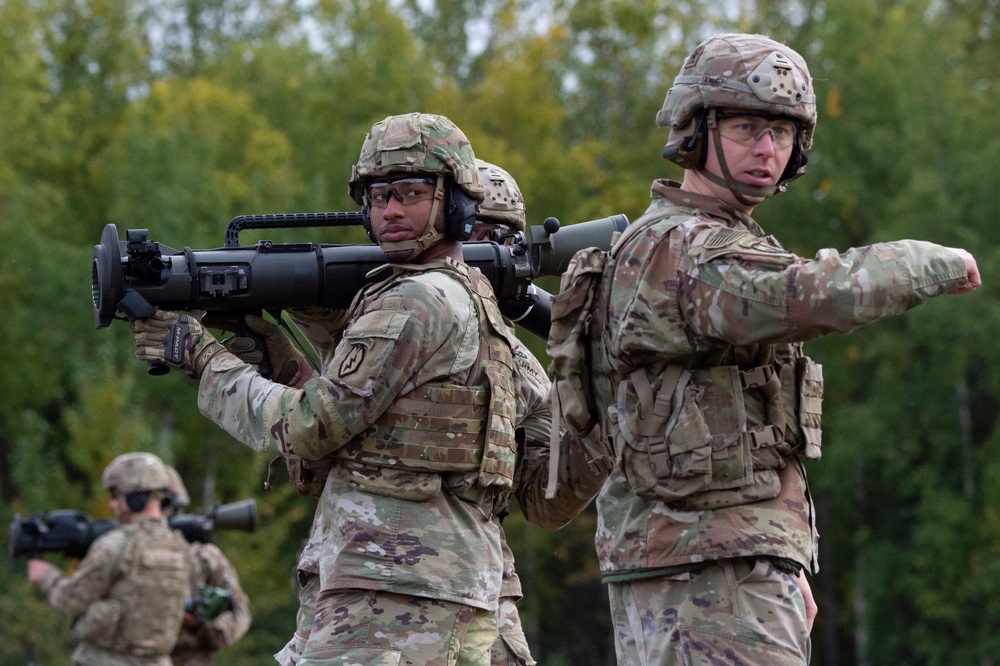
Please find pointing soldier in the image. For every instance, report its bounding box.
[28,452,191,666]
[578,33,980,665]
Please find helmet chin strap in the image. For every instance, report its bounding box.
[700,127,784,206]
[377,175,447,262]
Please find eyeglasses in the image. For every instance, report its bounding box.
[367,177,437,209]
[715,112,798,149]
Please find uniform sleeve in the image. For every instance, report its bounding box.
[198,272,477,461]
[44,530,128,618]
[613,220,970,362]
[509,340,608,530]
[197,543,251,649]
[286,307,352,360]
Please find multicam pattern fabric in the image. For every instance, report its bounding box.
[348,112,484,205]
[298,589,497,666]
[591,178,971,577]
[38,517,190,666]
[510,338,610,530]
[476,159,526,231]
[198,259,515,612]
[607,558,810,665]
[102,453,172,495]
[490,598,536,666]
[172,542,251,665]
[275,305,607,665]
[656,33,817,148]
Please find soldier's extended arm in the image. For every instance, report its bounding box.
[613,220,975,361]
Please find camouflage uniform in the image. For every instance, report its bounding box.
[199,257,515,664]
[272,159,607,666]
[584,34,976,665]
[37,516,191,666]
[476,158,608,666]
[273,330,604,666]
[198,114,528,665]
[173,541,252,666]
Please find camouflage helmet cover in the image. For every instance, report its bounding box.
[475,159,525,231]
[102,452,171,495]
[657,33,817,151]
[349,113,485,205]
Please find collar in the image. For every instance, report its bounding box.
[649,179,766,235]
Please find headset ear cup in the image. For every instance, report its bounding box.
[361,205,374,241]
[779,143,809,184]
[662,110,709,170]
[445,184,479,241]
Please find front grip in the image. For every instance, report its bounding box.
[117,290,168,376]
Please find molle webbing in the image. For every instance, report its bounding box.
[636,358,822,484]
[467,268,518,488]
[335,383,490,472]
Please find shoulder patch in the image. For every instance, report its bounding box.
[692,227,796,265]
[339,344,367,377]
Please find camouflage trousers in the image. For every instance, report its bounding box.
[276,573,498,666]
[607,557,811,666]
[489,598,535,666]
[278,573,533,666]
[274,572,320,666]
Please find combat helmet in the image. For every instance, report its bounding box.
[102,452,171,496]
[657,33,816,201]
[349,113,483,260]
[475,160,526,233]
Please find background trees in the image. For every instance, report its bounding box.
[1,0,998,663]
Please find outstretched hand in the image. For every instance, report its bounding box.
[946,248,981,294]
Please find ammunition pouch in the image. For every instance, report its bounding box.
[615,357,823,509]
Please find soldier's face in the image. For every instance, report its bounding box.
[368,175,444,255]
[702,111,794,210]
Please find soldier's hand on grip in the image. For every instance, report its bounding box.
[224,314,311,387]
[131,309,226,379]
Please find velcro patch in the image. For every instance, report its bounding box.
[693,228,795,265]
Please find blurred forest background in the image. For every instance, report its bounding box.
[2,0,1000,664]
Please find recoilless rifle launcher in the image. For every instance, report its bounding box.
[8,498,257,560]
[91,210,629,373]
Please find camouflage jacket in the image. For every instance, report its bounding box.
[592,179,970,577]
[286,307,608,605]
[39,517,190,665]
[172,541,251,665]
[200,258,516,611]
[509,335,609,534]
